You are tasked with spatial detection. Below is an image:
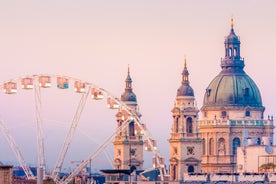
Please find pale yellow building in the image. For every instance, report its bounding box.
[169,58,202,181]
[169,19,274,181]
[113,67,144,170]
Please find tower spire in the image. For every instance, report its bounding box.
[231,17,234,30]
[184,55,187,70]
[182,55,189,85]
[125,65,132,92]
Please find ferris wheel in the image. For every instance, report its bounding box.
[0,74,165,183]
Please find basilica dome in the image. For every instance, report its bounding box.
[202,70,263,109]
[202,21,264,111]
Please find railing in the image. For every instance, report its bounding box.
[114,135,143,142]
[199,119,273,127]
[169,133,198,139]
[104,172,276,183]
[201,155,236,164]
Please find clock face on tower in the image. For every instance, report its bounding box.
[130,148,136,156]
[187,146,195,155]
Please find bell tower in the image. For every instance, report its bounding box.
[169,57,201,181]
[113,66,144,170]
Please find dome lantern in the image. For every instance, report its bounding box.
[221,18,244,72]
[121,65,137,102]
[177,56,194,97]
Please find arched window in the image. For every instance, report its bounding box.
[256,137,261,145]
[118,120,123,136]
[234,48,237,56]
[218,138,226,155]
[186,117,193,133]
[188,165,194,173]
[129,121,135,136]
[175,117,179,133]
[209,138,214,155]
[171,164,177,180]
[232,137,241,155]
[202,138,206,155]
[221,111,227,118]
[229,48,232,57]
[245,110,250,117]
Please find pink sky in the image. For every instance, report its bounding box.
[0,1,275,171]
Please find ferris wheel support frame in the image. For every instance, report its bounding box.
[51,86,91,181]
[34,80,46,179]
[0,119,35,179]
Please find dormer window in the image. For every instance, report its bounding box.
[243,87,249,97]
[245,110,250,117]
[206,88,211,96]
[221,111,227,118]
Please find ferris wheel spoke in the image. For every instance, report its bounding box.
[51,87,91,181]
[59,117,133,184]
[0,119,35,179]
[76,126,113,167]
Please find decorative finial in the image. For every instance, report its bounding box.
[184,55,187,69]
[127,64,130,76]
[231,16,234,29]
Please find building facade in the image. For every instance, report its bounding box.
[236,144,276,173]
[0,165,13,184]
[113,67,144,170]
[169,58,202,180]
[200,19,274,173]
[112,19,274,181]
[169,19,274,180]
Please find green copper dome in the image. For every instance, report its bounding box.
[202,22,264,110]
[203,71,263,109]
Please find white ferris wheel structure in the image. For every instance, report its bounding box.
[0,74,165,184]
